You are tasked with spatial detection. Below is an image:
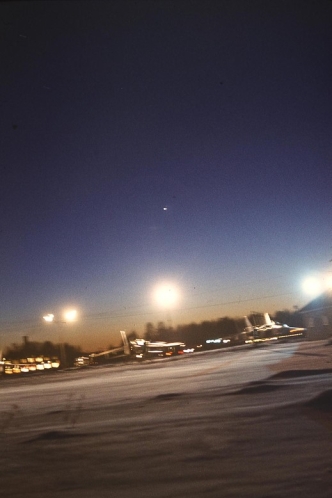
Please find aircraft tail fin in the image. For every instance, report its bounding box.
[244,316,254,332]
[264,313,273,326]
[120,330,131,355]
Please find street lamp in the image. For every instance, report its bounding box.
[153,282,180,327]
[154,283,179,309]
[63,309,77,322]
[302,277,320,296]
[43,309,77,367]
[43,310,77,324]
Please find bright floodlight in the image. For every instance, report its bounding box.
[154,283,180,308]
[64,309,77,322]
[325,275,332,289]
[43,313,54,322]
[302,277,322,297]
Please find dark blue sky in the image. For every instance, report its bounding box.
[1,0,331,350]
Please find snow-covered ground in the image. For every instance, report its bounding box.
[1,341,332,497]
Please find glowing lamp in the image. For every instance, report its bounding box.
[154,283,180,308]
[302,277,322,297]
[64,309,77,322]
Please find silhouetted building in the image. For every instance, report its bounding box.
[300,291,332,340]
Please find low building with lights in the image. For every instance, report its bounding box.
[300,290,332,340]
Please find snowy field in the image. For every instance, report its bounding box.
[1,342,332,497]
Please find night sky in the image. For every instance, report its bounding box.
[1,0,331,350]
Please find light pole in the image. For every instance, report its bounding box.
[43,310,77,368]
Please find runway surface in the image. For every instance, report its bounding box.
[1,341,332,497]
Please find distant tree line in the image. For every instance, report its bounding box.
[138,309,305,347]
[142,317,240,346]
[273,309,304,328]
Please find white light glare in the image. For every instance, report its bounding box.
[64,309,77,322]
[302,277,322,296]
[43,314,54,322]
[325,275,332,289]
[154,283,180,308]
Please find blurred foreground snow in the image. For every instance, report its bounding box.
[1,342,332,497]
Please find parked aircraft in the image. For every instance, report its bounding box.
[75,332,186,366]
[127,338,186,359]
[244,313,305,343]
[120,331,186,359]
